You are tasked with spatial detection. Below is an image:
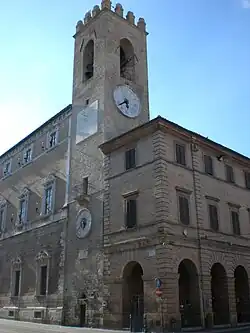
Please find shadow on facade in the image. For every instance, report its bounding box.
[211,263,230,325]
[178,259,201,328]
[234,265,250,323]
[122,261,144,332]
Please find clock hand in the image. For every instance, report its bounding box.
[118,98,129,108]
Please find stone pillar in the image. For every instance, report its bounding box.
[228,276,237,327]
[164,273,181,330]
[143,276,158,331]
[103,277,123,329]
[202,274,213,328]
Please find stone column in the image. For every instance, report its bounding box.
[103,277,123,329]
[164,273,181,330]
[142,276,158,330]
[202,273,213,328]
[228,276,237,327]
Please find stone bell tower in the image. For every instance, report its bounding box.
[72,0,150,140]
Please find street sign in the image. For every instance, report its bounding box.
[155,289,163,297]
[155,278,162,288]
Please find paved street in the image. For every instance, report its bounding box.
[1,319,250,333]
[0,319,124,333]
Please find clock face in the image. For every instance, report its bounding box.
[76,209,92,239]
[113,85,141,118]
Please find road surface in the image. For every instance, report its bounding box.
[0,319,124,333]
[1,319,250,333]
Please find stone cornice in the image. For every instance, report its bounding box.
[0,105,72,164]
[99,116,250,169]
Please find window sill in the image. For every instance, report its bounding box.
[22,160,33,168]
[125,226,137,232]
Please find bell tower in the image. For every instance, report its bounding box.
[72,0,150,140]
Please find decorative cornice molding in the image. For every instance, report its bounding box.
[0,105,71,164]
[36,250,50,261]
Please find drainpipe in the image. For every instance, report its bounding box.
[62,114,72,325]
[190,135,205,328]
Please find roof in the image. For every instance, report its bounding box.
[0,104,72,161]
[100,115,250,167]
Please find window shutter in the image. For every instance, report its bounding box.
[226,165,234,183]
[176,144,186,166]
[209,204,218,231]
[125,149,136,170]
[245,171,250,189]
[232,211,240,235]
[204,155,213,175]
[179,196,189,225]
[126,199,137,228]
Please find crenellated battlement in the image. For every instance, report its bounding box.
[76,0,146,33]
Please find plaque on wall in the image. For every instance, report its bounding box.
[76,100,99,144]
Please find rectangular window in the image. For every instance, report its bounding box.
[23,148,32,164]
[44,186,53,215]
[34,311,42,319]
[178,195,190,225]
[225,165,234,183]
[48,131,57,148]
[125,199,137,229]
[244,171,250,189]
[176,143,186,166]
[14,270,20,297]
[19,199,27,223]
[82,177,88,195]
[3,161,11,176]
[231,210,240,235]
[204,155,213,175]
[125,148,136,170]
[209,204,219,231]
[0,208,5,232]
[40,265,47,296]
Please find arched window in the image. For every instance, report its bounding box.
[83,40,94,82]
[120,38,135,82]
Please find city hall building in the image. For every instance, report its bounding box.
[0,0,250,330]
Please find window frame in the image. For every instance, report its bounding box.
[204,155,214,176]
[225,164,235,183]
[47,128,59,150]
[123,191,138,230]
[177,190,191,226]
[0,200,7,234]
[244,171,250,189]
[125,147,136,171]
[17,188,30,227]
[42,175,56,216]
[23,145,33,165]
[3,159,12,177]
[230,207,241,236]
[175,142,186,166]
[11,258,22,298]
[35,251,50,297]
[208,203,219,231]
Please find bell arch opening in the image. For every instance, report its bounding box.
[178,259,201,328]
[122,261,144,330]
[211,263,230,325]
[234,265,250,323]
[83,39,94,82]
[120,38,135,82]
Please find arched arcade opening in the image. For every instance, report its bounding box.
[178,259,201,328]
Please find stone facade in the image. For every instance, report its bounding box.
[0,1,250,331]
[100,119,250,330]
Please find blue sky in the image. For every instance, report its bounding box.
[0,0,249,156]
